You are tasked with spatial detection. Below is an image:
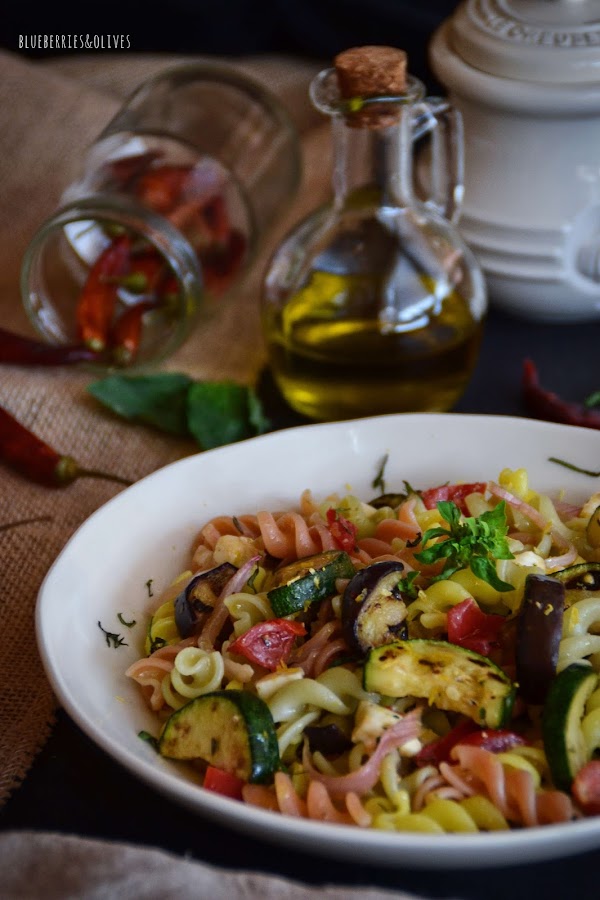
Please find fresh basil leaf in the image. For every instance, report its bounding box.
[186,381,269,450]
[414,498,514,592]
[437,500,460,529]
[470,555,514,592]
[88,374,192,436]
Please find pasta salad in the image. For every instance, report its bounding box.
[127,468,600,832]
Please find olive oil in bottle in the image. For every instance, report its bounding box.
[262,46,486,422]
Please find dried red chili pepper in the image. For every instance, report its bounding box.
[0,405,133,488]
[76,234,132,353]
[134,165,193,214]
[522,358,600,429]
[106,150,164,189]
[0,327,99,367]
[110,299,160,367]
[125,252,167,295]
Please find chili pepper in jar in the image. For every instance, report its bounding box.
[110,299,162,367]
[134,165,194,215]
[0,327,99,367]
[76,234,132,353]
[522,358,600,429]
[106,150,164,189]
[0,405,132,488]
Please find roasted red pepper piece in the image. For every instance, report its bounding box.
[0,405,132,488]
[0,327,99,366]
[522,358,600,429]
[446,597,505,657]
[457,728,526,753]
[326,507,358,553]
[76,235,132,353]
[228,618,307,671]
[420,483,487,516]
[415,719,479,766]
[203,765,245,800]
[416,720,524,767]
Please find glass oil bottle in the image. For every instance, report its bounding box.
[262,45,486,421]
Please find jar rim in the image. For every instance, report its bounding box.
[21,195,203,370]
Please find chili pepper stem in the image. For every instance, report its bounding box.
[56,456,133,487]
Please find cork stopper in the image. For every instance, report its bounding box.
[334,45,408,128]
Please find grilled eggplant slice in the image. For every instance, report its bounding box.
[342,561,408,654]
[174,562,237,637]
[553,562,600,592]
[516,573,565,704]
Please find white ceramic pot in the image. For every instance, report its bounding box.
[430,0,600,321]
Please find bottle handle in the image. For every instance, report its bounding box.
[412,97,464,225]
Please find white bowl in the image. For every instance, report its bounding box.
[36,413,600,869]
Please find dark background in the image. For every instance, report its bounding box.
[1,2,460,86]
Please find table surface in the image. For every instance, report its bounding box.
[3,306,600,899]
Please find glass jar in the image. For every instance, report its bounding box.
[262,46,486,421]
[21,63,301,369]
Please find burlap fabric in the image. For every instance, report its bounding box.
[0,49,330,805]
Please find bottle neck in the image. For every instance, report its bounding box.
[331,109,414,209]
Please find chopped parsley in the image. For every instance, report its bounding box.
[372,453,389,494]
[549,457,600,478]
[117,612,136,628]
[98,621,128,648]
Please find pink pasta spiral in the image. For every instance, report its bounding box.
[125,639,196,711]
[256,510,337,559]
[440,745,575,827]
[242,772,371,826]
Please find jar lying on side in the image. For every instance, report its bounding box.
[21,64,301,369]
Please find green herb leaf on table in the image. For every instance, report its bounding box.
[187,381,268,450]
[414,499,515,592]
[88,373,192,436]
[584,391,600,409]
[88,373,270,450]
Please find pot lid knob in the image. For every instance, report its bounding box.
[446,0,600,83]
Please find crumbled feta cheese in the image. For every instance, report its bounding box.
[399,737,422,757]
[512,550,547,570]
[351,700,402,752]
[255,667,304,700]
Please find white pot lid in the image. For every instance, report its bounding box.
[448,0,600,83]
